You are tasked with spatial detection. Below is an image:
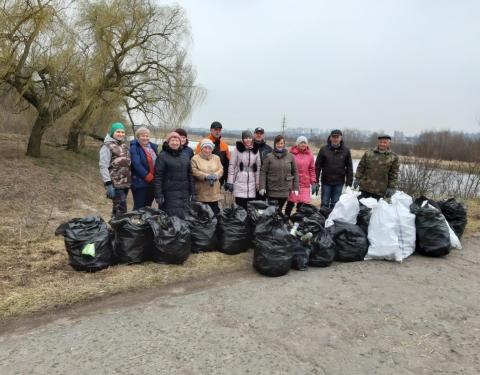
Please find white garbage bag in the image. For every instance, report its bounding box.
[325,187,360,228]
[365,195,416,262]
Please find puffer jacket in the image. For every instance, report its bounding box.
[288,145,315,203]
[154,142,195,219]
[255,140,273,162]
[99,134,131,188]
[191,153,223,202]
[195,134,230,184]
[260,149,299,199]
[355,147,400,196]
[227,141,261,199]
[315,138,353,186]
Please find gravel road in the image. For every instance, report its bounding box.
[1,234,480,375]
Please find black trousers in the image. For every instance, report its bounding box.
[235,197,255,210]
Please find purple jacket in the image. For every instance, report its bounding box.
[227,141,261,199]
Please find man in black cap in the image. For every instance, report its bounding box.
[195,121,231,185]
[253,127,272,162]
[315,129,353,208]
[354,134,399,199]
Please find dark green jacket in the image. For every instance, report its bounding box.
[259,150,299,198]
[355,148,399,196]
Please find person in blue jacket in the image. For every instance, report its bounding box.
[129,127,158,210]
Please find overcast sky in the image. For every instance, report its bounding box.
[170,0,480,134]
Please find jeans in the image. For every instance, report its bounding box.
[112,188,129,217]
[132,186,155,210]
[321,184,343,208]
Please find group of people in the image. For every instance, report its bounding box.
[99,121,400,219]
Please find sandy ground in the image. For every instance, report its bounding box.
[1,234,479,375]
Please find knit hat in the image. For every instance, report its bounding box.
[109,122,125,136]
[200,138,214,150]
[296,136,308,145]
[166,131,181,143]
[242,130,253,139]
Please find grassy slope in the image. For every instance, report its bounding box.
[0,133,249,319]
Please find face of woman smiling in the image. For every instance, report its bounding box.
[168,137,180,150]
[275,139,285,149]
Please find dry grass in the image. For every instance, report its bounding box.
[465,197,480,237]
[0,133,249,320]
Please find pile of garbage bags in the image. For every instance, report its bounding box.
[56,191,468,276]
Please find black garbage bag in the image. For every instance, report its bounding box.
[247,200,278,227]
[291,204,325,227]
[147,212,191,264]
[291,239,311,271]
[319,206,333,219]
[217,205,251,255]
[309,228,336,267]
[439,198,467,239]
[55,216,113,272]
[329,221,368,262]
[356,203,372,235]
[411,199,451,257]
[185,202,218,253]
[253,211,295,277]
[110,207,159,264]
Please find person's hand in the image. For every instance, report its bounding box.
[385,187,396,198]
[155,194,165,206]
[225,183,234,192]
[293,190,299,196]
[145,173,154,183]
[259,189,266,196]
[206,174,217,186]
[353,179,359,189]
[106,185,115,200]
[311,183,319,196]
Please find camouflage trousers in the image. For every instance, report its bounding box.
[112,188,129,218]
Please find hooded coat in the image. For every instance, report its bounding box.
[227,141,261,199]
[129,139,158,190]
[259,149,299,199]
[154,142,195,219]
[288,145,316,203]
[315,137,353,186]
[99,134,131,188]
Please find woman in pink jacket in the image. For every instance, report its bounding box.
[225,130,261,209]
[285,136,317,217]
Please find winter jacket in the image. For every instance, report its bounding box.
[255,140,273,162]
[99,134,131,188]
[227,141,261,199]
[191,153,223,202]
[154,142,195,219]
[355,147,400,197]
[315,138,353,186]
[195,134,230,183]
[182,143,194,159]
[129,139,158,190]
[260,149,299,199]
[288,145,315,203]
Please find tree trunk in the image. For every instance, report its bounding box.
[66,121,82,153]
[26,113,49,157]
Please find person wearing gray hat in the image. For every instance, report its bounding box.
[315,130,353,208]
[354,134,399,199]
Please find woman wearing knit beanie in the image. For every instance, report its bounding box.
[99,122,131,217]
[259,134,299,216]
[191,139,223,215]
[129,127,158,210]
[225,130,261,209]
[153,131,195,219]
[285,136,316,217]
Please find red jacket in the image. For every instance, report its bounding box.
[288,145,315,203]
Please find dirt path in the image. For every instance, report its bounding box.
[1,235,480,375]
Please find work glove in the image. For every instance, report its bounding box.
[385,187,396,198]
[353,179,359,189]
[225,183,234,193]
[311,183,319,196]
[259,189,266,197]
[106,184,115,200]
[155,194,165,206]
[206,174,217,187]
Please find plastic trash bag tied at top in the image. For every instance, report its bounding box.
[439,198,467,239]
[329,221,368,262]
[185,202,218,253]
[325,187,360,228]
[217,205,251,255]
[55,216,113,272]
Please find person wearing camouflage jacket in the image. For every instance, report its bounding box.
[99,122,131,217]
[354,135,399,199]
